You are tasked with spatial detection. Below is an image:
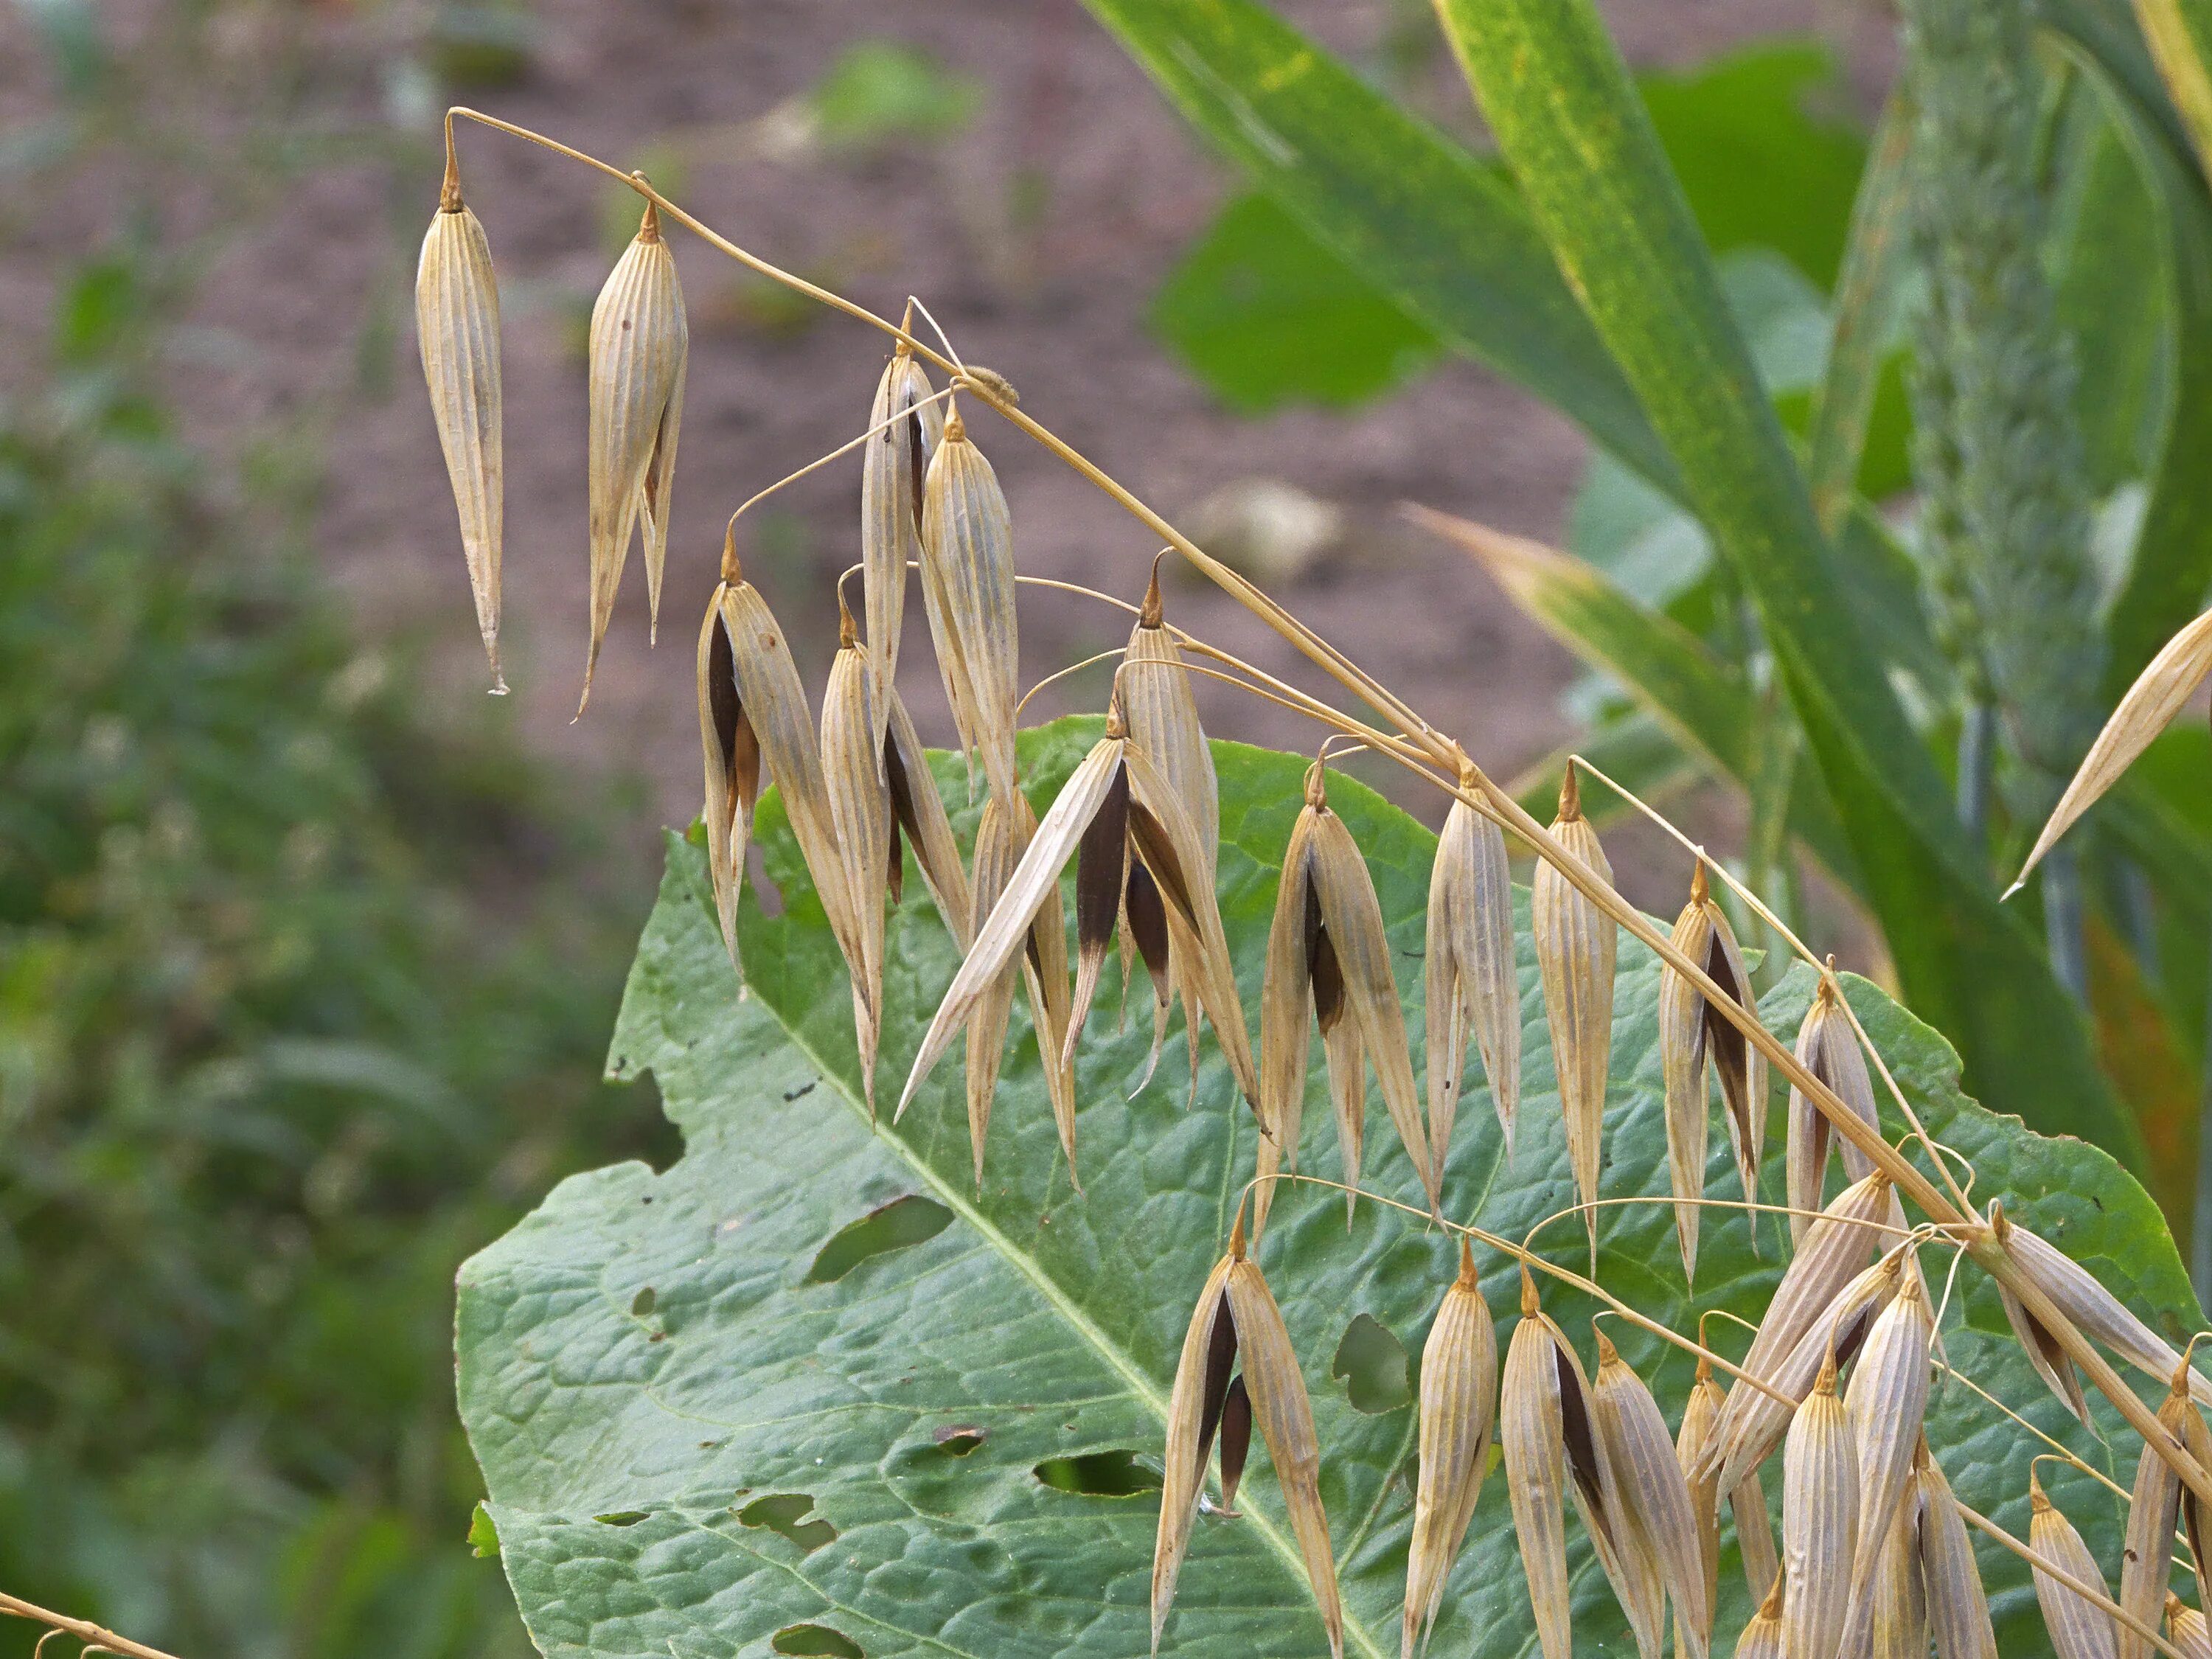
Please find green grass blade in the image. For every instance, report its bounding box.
[1428,0,2138,1161]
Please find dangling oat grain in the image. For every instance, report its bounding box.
[1786,970,1880,1245]
[1403,1239,1496,1658]
[860,327,941,752]
[1591,1327,1713,1658]
[920,403,1021,813]
[1781,1353,1860,1659]
[2030,1470,2120,1659]
[1533,764,1615,1266]
[1425,759,1520,1172]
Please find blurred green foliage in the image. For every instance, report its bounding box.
[0,247,661,1657]
[810,41,981,150]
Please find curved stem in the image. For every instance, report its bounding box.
[0,1594,184,1659]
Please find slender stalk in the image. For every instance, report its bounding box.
[2042,842,2089,1004]
[1958,698,1994,846]
[0,1593,185,1659]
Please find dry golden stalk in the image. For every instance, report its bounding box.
[416,151,506,689]
[2122,1366,2212,1659]
[1736,1575,1785,1659]
[1696,1173,1895,1484]
[1869,1485,1927,1659]
[1917,1443,1999,1659]
[964,796,1020,1188]
[1425,761,1520,1171]
[2032,1470,2121,1659]
[1711,1250,1905,1502]
[1402,1239,1496,1658]
[1591,1327,1713,1659]
[1500,1270,1661,1659]
[1785,973,1880,1245]
[860,333,942,752]
[920,405,1022,813]
[1840,1270,1933,1643]
[583,198,687,709]
[1781,1352,1860,1659]
[696,585,760,969]
[1153,1209,1341,1658]
[1659,863,1767,1283]
[1532,764,1615,1265]
[2014,605,2212,893]
[821,601,890,1110]
[1304,763,1441,1217]
[2170,1593,2212,1659]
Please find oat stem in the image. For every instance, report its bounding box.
[1954,1498,2188,1659]
[0,1593,184,1659]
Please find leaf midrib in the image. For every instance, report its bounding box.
[755,990,1390,1659]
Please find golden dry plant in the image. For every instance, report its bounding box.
[415,110,2212,1659]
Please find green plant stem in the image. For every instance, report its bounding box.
[2042,844,2090,1004]
[1958,698,1996,846]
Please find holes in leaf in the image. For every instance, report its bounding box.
[805,1196,953,1284]
[771,1626,863,1658]
[630,1287,656,1317]
[1034,1450,1162,1497]
[592,1510,649,1526]
[736,1492,837,1552]
[933,1425,987,1456]
[1332,1313,1411,1414]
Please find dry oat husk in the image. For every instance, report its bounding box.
[883,682,973,949]
[416,155,506,690]
[583,198,686,710]
[860,335,941,754]
[821,602,890,1110]
[1997,1205,2212,1413]
[964,796,1020,1188]
[2121,1364,2212,1659]
[1592,1327,1712,1658]
[1425,762,1520,1172]
[1402,1239,1496,1658]
[1736,1575,1785,1659]
[1916,1442,1999,1659]
[2031,1470,2121,1659]
[2170,1593,2212,1659]
[1152,1208,1341,1658]
[1532,764,1615,1266]
[1838,1270,1933,1646]
[1658,863,1767,1284]
[697,584,760,970]
[919,405,1021,813]
[1785,971,1880,1245]
[1870,1482,1928,1659]
[2015,605,2212,893]
[1781,1353,1860,1659]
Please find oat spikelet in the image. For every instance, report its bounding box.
[1426,762,1520,1172]
[1676,1357,1724,1638]
[883,684,973,948]
[1737,1574,1786,1659]
[860,333,941,754]
[2120,1364,2212,1659]
[416,153,506,690]
[582,198,686,709]
[2031,1470,2121,1659]
[1781,1353,1860,1659]
[1916,1444,1998,1659]
[920,405,1021,813]
[821,600,889,1111]
[1999,1211,2212,1411]
[1403,1239,1497,1658]
[1591,1328,1713,1658]
[1658,862,1767,1284]
[1839,1270,1933,1647]
[1304,763,1439,1216]
[1533,764,1615,1266]
[2014,605,2212,894]
[1786,971,1880,1245]
[1870,1483,1927,1659]
[964,797,1020,1187]
[2170,1593,2212,1659]
[1148,1212,1344,1657]
[697,586,759,970]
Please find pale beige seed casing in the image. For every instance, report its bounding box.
[1425,783,1520,1172]
[883,684,973,949]
[1321,1011,1365,1225]
[1305,768,1439,1215]
[1533,765,1615,1264]
[1868,1484,1927,1659]
[1781,1356,1860,1659]
[1592,1329,1713,1658]
[1501,1276,1579,1659]
[1786,975,1880,1245]
[1658,883,1718,1282]
[1152,1251,1239,1653]
[860,344,941,755]
[2121,1374,2202,1659]
[1675,1361,1724,1633]
[583,201,686,709]
[1123,562,1220,855]
[415,174,506,689]
[2000,1217,2212,1412]
[1916,1447,1998,1659]
[1223,1253,1344,1659]
[821,620,890,1111]
[1403,1242,1497,1658]
[1838,1273,1933,1645]
[2170,1593,2212,1659]
[1738,1576,1787,1659]
[1255,810,1320,1239]
[695,588,759,970]
[964,797,1019,1188]
[920,410,1021,814]
[2030,1472,2120,1659]
[1736,1467,1781,1607]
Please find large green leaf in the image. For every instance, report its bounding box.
[1427,0,2137,1164]
[460,723,2198,1659]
